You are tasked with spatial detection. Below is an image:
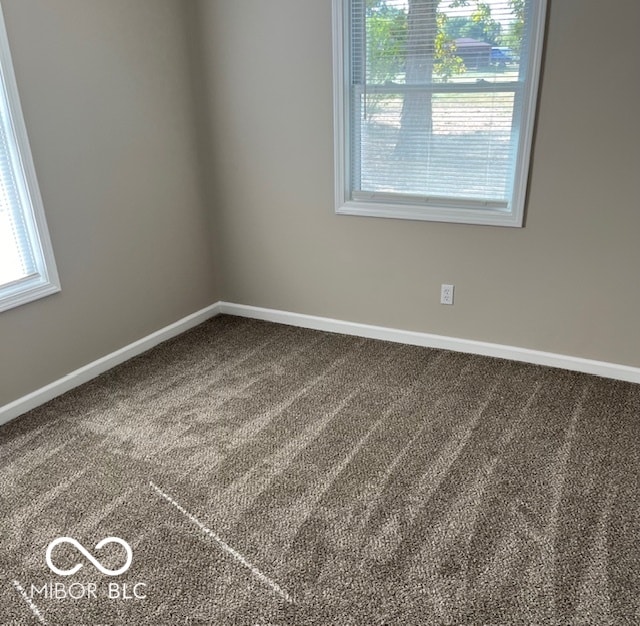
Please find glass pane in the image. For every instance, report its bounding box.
[0,203,32,285]
[356,89,518,201]
[0,119,36,285]
[363,0,525,86]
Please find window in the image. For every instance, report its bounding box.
[0,5,59,312]
[332,0,547,227]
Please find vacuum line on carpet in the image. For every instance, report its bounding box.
[12,579,47,625]
[149,481,294,604]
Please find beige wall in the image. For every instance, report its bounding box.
[0,0,220,406]
[194,0,640,367]
[2,0,639,409]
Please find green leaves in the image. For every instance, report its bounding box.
[366,6,407,84]
[434,14,466,80]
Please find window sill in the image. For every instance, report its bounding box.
[0,277,61,313]
[336,199,524,228]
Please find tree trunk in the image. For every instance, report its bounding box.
[395,0,437,158]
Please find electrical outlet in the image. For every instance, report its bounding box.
[440,284,454,305]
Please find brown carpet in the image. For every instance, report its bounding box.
[1,315,639,625]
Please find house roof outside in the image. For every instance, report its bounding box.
[454,37,492,51]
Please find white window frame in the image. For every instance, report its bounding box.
[0,4,59,312]
[332,0,547,227]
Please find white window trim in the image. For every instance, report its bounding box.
[0,4,60,312]
[332,0,548,228]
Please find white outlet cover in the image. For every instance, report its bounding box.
[440,284,454,305]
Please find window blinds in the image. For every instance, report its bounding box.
[0,94,38,287]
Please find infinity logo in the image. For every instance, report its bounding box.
[45,537,133,577]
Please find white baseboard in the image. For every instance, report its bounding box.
[3,299,639,428]
[217,302,640,385]
[0,302,222,427]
